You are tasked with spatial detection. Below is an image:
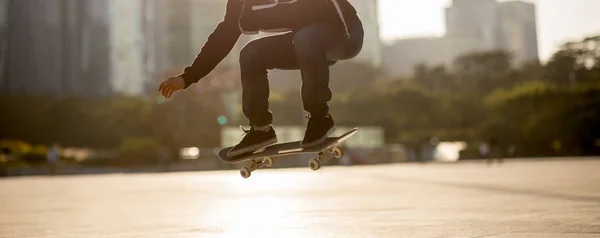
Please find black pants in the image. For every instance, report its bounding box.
[239,20,364,127]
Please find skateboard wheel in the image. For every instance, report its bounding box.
[240,167,251,179]
[264,157,274,168]
[309,158,321,171]
[332,146,343,159]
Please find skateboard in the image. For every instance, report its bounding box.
[218,127,359,178]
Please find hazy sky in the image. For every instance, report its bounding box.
[378,0,600,61]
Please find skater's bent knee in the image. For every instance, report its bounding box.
[293,29,320,51]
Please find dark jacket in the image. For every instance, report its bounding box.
[179,0,359,88]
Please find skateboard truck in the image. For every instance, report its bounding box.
[308,146,344,171]
[240,157,274,179]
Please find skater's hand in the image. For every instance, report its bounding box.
[158,76,185,99]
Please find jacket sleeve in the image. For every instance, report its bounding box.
[178,0,242,89]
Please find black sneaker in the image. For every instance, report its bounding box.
[301,114,336,148]
[227,126,277,157]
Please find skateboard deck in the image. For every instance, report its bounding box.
[218,127,358,178]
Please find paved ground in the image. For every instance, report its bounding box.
[1,158,599,238]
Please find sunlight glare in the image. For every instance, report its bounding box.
[379,0,446,41]
[199,173,314,237]
[434,142,467,162]
[228,172,308,192]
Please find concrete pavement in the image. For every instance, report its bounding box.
[1,158,599,238]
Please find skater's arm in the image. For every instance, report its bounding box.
[178,0,242,89]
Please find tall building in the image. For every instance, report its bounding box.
[5,0,61,95]
[348,0,382,67]
[109,0,145,96]
[105,0,164,96]
[140,0,165,95]
[0,0,8,90]
[445,0,500,51]
[162,0,193,71]
[3,0,111,96]
[383,0,539,77]
[72,0,112,97]
[498,1,539,64]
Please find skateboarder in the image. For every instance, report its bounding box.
[158,0,364,157]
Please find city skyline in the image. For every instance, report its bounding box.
[379,0,600,62]
[2,0,598,96]
[382,0,538,77]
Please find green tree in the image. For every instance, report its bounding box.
[545,35,600,85]
[413,64,453,92]
[484,81,600,156]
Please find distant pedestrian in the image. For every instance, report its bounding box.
[415,144,423,163]
[0,147,10,176]
[47,143,60,175]
[479,142,489,160]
